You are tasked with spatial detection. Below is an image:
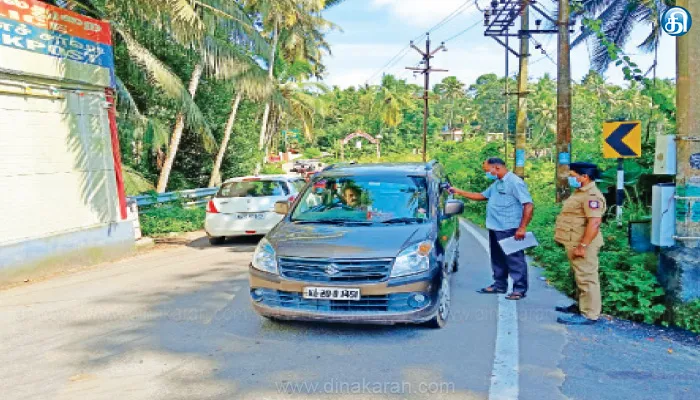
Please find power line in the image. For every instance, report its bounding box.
[365,0,476,85]
[428,0,477,35]
[364,46,413,85]
[443,18,483,43]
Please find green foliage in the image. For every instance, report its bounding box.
[304,147,322,159]
[139,205,205,236]
[673,300,700,334]
[261,163,286,175]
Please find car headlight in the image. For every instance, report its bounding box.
[252,237,278,274]
[391,241,432,278]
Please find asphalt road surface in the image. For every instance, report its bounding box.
[1,222,698,400]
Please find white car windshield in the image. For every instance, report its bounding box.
[291,175,429,224]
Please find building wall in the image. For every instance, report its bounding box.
[0,77,133,283]
[0,80,119,245]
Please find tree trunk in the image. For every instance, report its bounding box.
[258,22,279,151]
[156,62,204,193]
[209,91,242,187]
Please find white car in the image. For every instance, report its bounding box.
[205,175,306,245]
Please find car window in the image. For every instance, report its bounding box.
[290,180,306,193]
[217,180,289,198]
[291,175,429,223]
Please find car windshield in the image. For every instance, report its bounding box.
[291,175,429,224]
[217,180,289,198]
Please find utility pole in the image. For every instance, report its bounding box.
[514,2,530,178]
[555,0,572,202]
[504,35,510,163]
[407,33,447,162]
[661,0,700,302]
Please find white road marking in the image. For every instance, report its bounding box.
[460,220,520,400]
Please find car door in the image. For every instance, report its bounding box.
[435,168,459,269]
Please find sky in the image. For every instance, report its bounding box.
[320,0,677,89]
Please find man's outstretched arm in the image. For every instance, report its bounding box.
[450,188,487,201]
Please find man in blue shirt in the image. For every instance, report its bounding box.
[450,157,534,300]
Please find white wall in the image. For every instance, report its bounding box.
[0,80,119,245]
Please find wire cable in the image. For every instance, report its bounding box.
[365,0,477,84]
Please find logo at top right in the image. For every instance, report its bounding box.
[661,6,693,37]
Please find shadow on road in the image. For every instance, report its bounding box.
[60,261,474,399]
[188,235,263,253]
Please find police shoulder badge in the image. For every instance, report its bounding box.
[589,200,600,209]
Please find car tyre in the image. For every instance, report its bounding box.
[209,236,226,245]
[426,268,451,329]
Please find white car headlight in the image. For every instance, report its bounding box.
[252,237,278,274]
[391,241,432,278]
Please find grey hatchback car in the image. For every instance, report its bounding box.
[248,161,464,328]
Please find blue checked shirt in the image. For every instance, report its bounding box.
[481,172,533,231]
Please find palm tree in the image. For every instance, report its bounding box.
[244,0,339,156]
[58,1,270,192]
[209,68,272,187]
[155,2,270,192]
[571,0,672,72]
[434,76,466,131]
[375,75,416,132]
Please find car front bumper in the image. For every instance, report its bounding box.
[248,266,441,324]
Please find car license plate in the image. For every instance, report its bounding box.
[303,287,361,301]
[237,213,264,220]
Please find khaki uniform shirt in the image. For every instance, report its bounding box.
[555,182,607,247]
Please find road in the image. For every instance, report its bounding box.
[1,222,698,400]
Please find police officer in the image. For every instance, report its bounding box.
[554,162,606,325]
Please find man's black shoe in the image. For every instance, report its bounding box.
[555,304,580,314]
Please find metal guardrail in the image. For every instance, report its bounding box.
[128,187,219,212]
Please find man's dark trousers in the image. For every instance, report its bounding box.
[488,228,528,294]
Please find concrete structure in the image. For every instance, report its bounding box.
[441,129,464,142]
[0,1,132,283]
[659,0,700,302]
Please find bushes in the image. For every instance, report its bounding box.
[673,300,700,334]
[139,205,205,236]
[261,163,286,175]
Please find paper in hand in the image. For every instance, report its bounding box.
[498,232,539,255]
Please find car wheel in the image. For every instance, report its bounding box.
[209,236,225,245]
[426,268,451,329]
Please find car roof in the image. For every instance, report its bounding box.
[318,162,434,177]
[222,175,302,184]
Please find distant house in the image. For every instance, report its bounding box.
[486,132,505,142]
[441,129,465,142]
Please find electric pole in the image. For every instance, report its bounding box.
[555,0,572,202]
[406,33,447,162]
[514,3,530,178]
[504,34,510,164]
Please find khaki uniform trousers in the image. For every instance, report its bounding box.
[564,243,602,320]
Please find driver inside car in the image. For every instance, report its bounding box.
[342,186,362,208]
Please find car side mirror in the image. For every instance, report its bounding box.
[444,200,464,217]
[274,201,290,215]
